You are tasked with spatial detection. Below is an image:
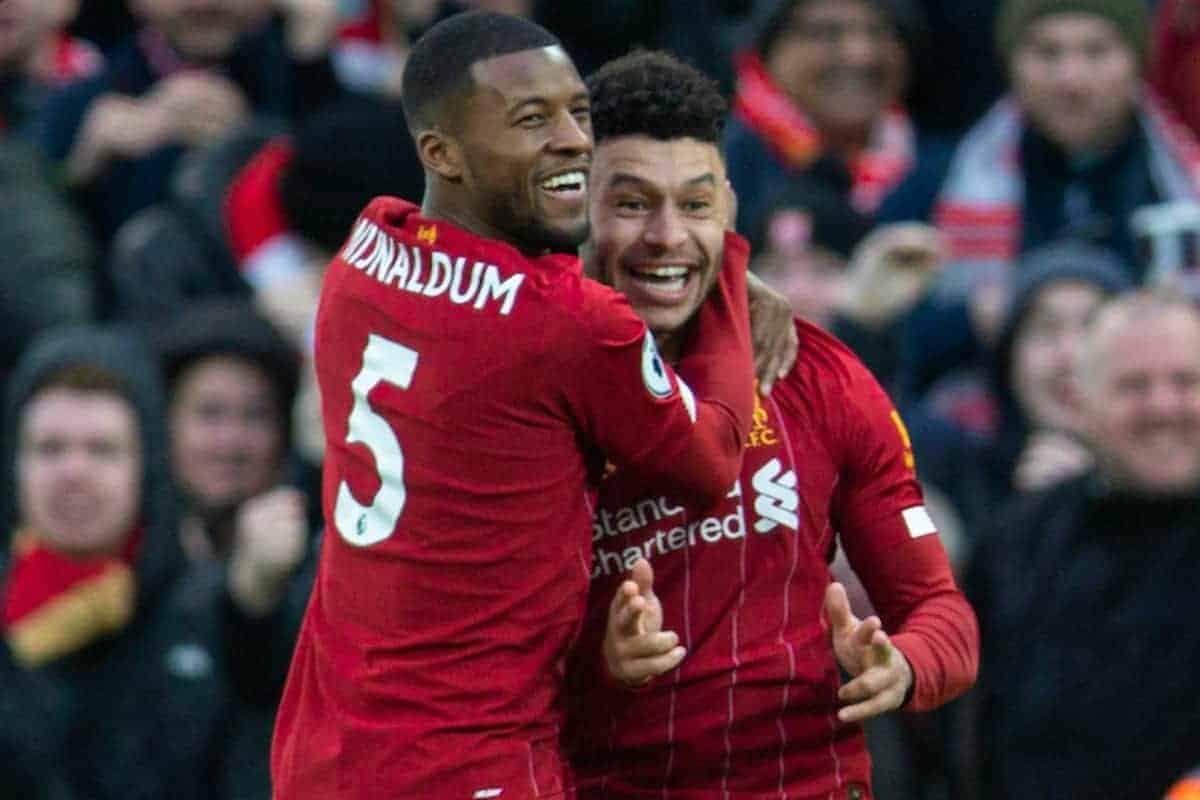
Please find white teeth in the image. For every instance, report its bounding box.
[541,171,586,190]
[632,265,689,279]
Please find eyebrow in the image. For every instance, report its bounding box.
[508,91,590,114]
[606,171,718,190]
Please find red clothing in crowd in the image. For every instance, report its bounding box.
[567,320,979,800]
[271,198,755,799]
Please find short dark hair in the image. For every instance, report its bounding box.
[587,50,727,146]
[401,10,562,131]
[30,363,133,408]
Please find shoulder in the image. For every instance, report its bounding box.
[780,318,881,399]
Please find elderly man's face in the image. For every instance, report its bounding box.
[1011,13,1139,154]
[1081,306,1200,495]
[765,0,908,139]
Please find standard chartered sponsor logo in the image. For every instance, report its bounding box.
[752,458,799,534]
[591,483,745,578]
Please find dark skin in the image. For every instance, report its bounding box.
[414,45,593,256]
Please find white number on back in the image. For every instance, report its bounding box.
[334,334,418,546]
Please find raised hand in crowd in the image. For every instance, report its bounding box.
[151,71,250,147]
[65,93,172,184]
[839,222,946,331]
[227,486,310,617]
[1012,429,1094,493]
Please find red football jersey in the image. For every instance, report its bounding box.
[566,320,979,800]
[271,198,754,799]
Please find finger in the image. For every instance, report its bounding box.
[616,630,680,660]
[616,593,648,637]
[837,664,896,704]
[837,687,901,724]
[629,558,653,597]
[620,646,687,685]
[852,616,882,651]
[608,580,640,631]
[823,582,856,632]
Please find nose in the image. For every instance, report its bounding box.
[836,25,880,66]
[1052,51,1092,91]
[548,108,591,156]
[642,205,688,251]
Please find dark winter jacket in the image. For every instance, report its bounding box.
[0,327,236,800]
[967,472,1200,800]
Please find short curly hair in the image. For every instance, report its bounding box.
[587,50,727,146]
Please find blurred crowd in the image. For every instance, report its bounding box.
[2,0,1200,798]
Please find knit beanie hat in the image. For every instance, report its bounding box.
[995,0,1148,62]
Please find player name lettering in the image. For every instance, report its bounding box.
[340,218,525,315]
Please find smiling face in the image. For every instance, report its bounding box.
[585,135,730,359]
[1081,303,1200,495]
[18,389,142,557]
[449,45,592,254]
[169,355,284,515]
[1010,13,1139,154]
[1010,279,1107,432]
[765,0,908,140]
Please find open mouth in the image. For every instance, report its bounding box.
[539,169,587,196]
[623,264,697,304]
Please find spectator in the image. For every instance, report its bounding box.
[0,0,102,140]
[967,290,1200,799]
[0,326,233,800]
[929,0,1199,285]
[41,0,344,242]
[749,176,874,329]
[0,139,95,392]
[911,241,1129,531]
[725,0,925,234]
[157,300,313,800]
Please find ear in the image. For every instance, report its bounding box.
[417,128,464,183]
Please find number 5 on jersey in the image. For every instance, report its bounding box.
[334,334,417,546]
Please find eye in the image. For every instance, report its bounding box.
[616,198,648,212]
[682,199,712,214]
[517,113,546,128]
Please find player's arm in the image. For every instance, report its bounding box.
[569,233,755,506]
[830,365,979,717]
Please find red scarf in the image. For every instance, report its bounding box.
[731,50,914,214]
[2,527,143,667]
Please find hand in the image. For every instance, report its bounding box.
[1013,430,1093,492]
[228,486,309,617]
[149,72,249,147]
[840,223,946,330]
[66,94,173,183]
[824,582,913,724]
[603,558,685,687]
[746,271,798,394]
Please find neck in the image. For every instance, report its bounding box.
[422,191,547,257]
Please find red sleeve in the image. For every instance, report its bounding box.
[830,357,979,712]
[563,233,755,508]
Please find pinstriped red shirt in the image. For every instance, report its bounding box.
[567,319,979,800]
